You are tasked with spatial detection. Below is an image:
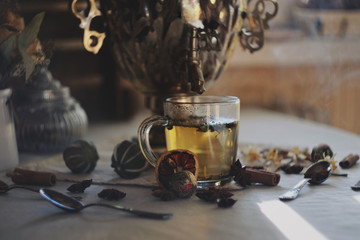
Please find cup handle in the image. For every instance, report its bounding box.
[138,115,169,167]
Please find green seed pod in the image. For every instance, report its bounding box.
[63,140,99,174]
[111,140,148,179]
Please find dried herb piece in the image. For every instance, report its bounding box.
[196,187,233,202]
[67,179,92,193]
[217,198,237,208]
[98,188,126,201]
[152,189,177,201]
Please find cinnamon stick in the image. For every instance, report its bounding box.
[339,154,359,169]
[10,168,56,186]
[245,168,281,186]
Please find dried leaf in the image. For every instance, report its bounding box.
[18,12,45,50]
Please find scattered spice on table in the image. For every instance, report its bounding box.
[217,198,237,208]
[339,154,359,169]
[196,187,233,202]
[152,189,177,201]
[67,179,92,193]
[98,188,126,201]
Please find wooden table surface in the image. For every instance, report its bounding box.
[1,108,360,240]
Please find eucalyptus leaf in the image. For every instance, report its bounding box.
[18,47,35,81]
[0,33,19,66]
[18,12,45,51]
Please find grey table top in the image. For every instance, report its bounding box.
[1,108,360,240]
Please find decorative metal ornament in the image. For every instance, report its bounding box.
[71,0,278,113]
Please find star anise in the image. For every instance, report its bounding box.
[67,179,93,193]
[98,188,126,201]
[152,188,177,201]
[230,160,251,187]
[195,187,233,202]
[217,198,237,208]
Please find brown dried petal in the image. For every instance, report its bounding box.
[217,198,237,208]
[98,188,126,201]
[152,189,176,201]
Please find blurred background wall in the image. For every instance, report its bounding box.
[6,0,360,134]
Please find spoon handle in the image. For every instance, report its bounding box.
[84,203,172,220]
[279,178,311,201]
[10,185,39,192]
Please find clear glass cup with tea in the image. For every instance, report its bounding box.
[138,95,240,187]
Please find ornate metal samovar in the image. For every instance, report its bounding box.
[71,0,278,114]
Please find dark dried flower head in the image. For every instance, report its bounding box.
[67,179,93,193]
[152,188,176,201]
[217,198,237,208]
[98,188,126,201]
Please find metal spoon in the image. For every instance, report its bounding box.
[40,188,172,220]
[0,180,39,193]
[351,180,360,191]
[279,161,333,201]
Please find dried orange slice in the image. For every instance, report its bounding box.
[155,149,199,189]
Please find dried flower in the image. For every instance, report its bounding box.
[242,147,262,162]
[217,198,237,208]
[322,153,337,171]
[266,149,283,162]
[67,179,92,193]
[98,188,126,201]
[152,189,177,201]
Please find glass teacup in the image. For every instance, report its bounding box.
[138,95,240,187]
